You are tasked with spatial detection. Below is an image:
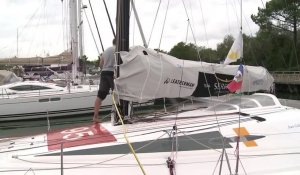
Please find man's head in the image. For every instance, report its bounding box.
[112,38,116,45]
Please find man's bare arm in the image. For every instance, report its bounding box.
[99,55,104,69]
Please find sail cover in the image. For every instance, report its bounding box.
[115,46,274,102]
[0,70,21,85]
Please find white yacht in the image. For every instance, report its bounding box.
[0,78,112,121]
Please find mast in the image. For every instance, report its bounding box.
[116,0,130,116]
[70,0,79,83]
[78,0,84,75]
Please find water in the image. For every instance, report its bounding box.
[275,84,300,100]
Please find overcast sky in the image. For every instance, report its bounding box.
[0,0,268,60]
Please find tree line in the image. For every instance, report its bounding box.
[167,0,300,71]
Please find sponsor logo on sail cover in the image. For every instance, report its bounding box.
[164,78,195,88]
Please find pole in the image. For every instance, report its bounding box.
[130,0,147,48]
[116,0,130,117]
[70,0,79,83]
[60,142,64,175]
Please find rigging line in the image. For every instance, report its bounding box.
[229,0,241,30]
[102,0,116,37]
[148,0,162,47]
[226,0,231,34]
[181,5,232,162]
[198,0,212,60]
[158,0,170,50]
[233,69,246,174]
[177,129,223,154]
[238,157,248,175]
[65,0,70,50]
[169,59,185,167]
[19,132,169,167]
[138,49,151,100]
[130,0,148,48]
[182,0,198,49]
[63,0,69,50]
[240,0,243,31]
[132,9,136,46]
[61,0,65,51]
[27,0,46,57]
[15,131,168,161]
[83,8,100,55]
[185,20,189,43]
[259,0,266,9]
[215,74,232,83]
[38,0,47,57]
[88,0,104,52]
[152,53,164,99]
[196,1,243,164]
[112,91,147,175]
[17,0,43,38]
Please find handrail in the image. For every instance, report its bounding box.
[270,71,300,84]
[0,88,66,99]
[270,71,300,74]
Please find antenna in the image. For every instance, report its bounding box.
[17,28,18,57]
[240,0,243,31]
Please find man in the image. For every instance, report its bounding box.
[93,39,116,123]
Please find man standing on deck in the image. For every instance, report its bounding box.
[93,39,116,123]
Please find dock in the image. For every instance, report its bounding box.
[271,71,300,85]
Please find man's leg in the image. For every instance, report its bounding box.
[93,97,102,122]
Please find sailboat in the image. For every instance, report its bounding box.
[0,1,115,121]
[1,1,300,175]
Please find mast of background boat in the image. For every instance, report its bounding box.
[70,0,79,84]
[16,28,18,58]
[78,1,87,77]
[115,0,130,117]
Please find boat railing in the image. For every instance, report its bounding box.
[271,71,300,84]
[0,88,65,99]
[1,88,10,99]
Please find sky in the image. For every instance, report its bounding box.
[0,0,268,61]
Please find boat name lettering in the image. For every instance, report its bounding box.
[61,127,94,141]
[164,78,195,87]
[288,123,300,129]
[214,83,227,90]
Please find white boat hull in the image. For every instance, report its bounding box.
[1,94,300,174]
[0,84,112,121]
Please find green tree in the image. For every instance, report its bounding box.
[251,0,300,70]
[169,42,198,61]
[198,47,219,63]
[251,0,299,47]
[216,35,234,61]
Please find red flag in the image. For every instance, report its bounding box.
[227,64,244,93]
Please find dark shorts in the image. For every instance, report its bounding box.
[97,71,114,100]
